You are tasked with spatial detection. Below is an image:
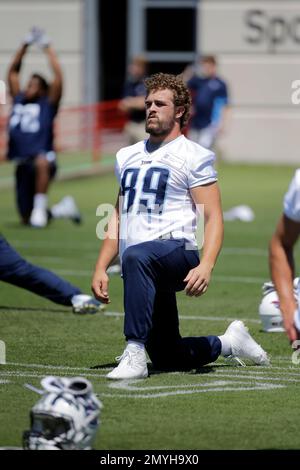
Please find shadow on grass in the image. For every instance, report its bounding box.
[2,222,29,229]
[89,362,232,374]
[90,363,118,370]
[194,364,232,373]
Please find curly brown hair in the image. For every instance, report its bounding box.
[144,73,191,129]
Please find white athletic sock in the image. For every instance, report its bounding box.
[218,335,232,357]
[33,193,48,211]
[127,340,145,351]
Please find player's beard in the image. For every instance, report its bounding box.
[146,116,176,137]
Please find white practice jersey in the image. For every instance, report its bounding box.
[115,135,217,260]
[283,169,300,222]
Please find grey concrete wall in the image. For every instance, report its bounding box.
[199,0,300,164]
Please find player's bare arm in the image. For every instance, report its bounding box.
[46,46,63,106]
[184,182,224,297]
[7,44,27,98]
[92,192,120,304]
[269,214,300,342]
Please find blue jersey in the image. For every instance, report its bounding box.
[188,76,229,130]
[7,93,58,160]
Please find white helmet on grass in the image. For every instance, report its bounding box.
[259,279,299,332]
[23,376,102,450]
[259,289,284,332]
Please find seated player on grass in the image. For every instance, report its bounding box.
[6,27,81,228]
[0,235,103,314]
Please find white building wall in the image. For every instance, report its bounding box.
[199,0,300,164]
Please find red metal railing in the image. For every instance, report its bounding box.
[0,100,128,162]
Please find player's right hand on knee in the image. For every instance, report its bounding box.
[91,270,110,304]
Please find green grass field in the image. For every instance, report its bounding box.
[0,161,300,450]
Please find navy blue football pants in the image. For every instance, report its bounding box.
[15,160,57,219]
[122,239,221,371]
[0,236,80,305]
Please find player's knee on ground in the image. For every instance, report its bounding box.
[146,346,193,372]
[145,337,191,372]
[146,335,221,372]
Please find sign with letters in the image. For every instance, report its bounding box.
[199,1,300,54]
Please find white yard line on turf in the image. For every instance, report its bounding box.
[210,373,300,383]
[1,366,298,398]
[0,307,262,324]
[52,269,267,285]
[0,374,285,397]
[2,363,297,373]
[10,241,269,256]
[214,275,266,284]
[34,268,267,285]
[107,376,298,392]
[25,250,269,263]
[2,362,298,377]
[6,362,108,371]
[25,256,71,264]
[9,240,100,250]
[1,369,291,385]
[104,311,261,323]
[2,369,297,381]
[0,371,107,378]
[222,248,268,256]
[276,356,298,361]
[215,367,300,375]
[0,305,266,325]
[101,383,285,399]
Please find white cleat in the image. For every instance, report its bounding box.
[224,320,270,366]
[106,344,148,380]
[30,208,48,228]
[71,294,105,314]
[52,196,82,224]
